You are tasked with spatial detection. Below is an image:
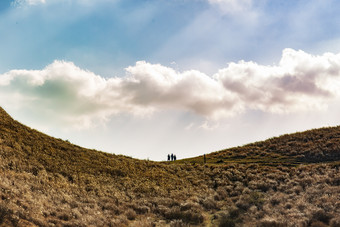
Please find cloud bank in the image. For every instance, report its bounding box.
[1,49,340,128]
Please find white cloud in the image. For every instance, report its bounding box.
[123,61,238,118]
[207,0,255,16]
[1,49,340,129]
[13,0,46,6]
[215,49,340,113]
[29,0,45,4]
[208,0,252,12]
[11,0,112,7]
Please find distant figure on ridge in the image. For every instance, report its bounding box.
[174,155,177,161]
[167,154,170,161]
[171,153,174,161]
[204,154,206,164]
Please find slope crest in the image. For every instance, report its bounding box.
[184,126,340,165]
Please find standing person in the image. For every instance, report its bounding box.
[204,154,206,164]
[174,155,177,161]
[167,154,170,161]
[171,153,174,161]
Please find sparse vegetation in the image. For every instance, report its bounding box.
[0,107,339,226]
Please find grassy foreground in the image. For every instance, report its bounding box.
[0,107,339,226]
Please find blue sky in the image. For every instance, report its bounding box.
[2,0,340,160]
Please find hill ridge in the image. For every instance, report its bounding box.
[181,125,340,165]
[0,106,15,124]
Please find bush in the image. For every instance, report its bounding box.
[259,218,286,227]
[179,202,198,211]
[0,204,9,223]
[201,197,217,210]
[170,219,188,227]
[135,205,150,214]
[330,217,340,227]
[57,212,71,221]
[236,192,264,210]
[131,218,155,227]
[217,211,236,227]
[164,206,204,225]
[228,206,241,219]
[312,210,333,224]
[125,209,137,220]
[310,221,328,227]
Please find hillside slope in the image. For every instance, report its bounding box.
[182,126,340,166]
[0,107,339,226]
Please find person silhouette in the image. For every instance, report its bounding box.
[167,154,170,161]
[174,155,176,161]
[171,153,174,161]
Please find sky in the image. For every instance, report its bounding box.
[1,0,340,161]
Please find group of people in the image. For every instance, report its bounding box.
[167,153,177,161]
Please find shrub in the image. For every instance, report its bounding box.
[164,206,204,225]
[169,219,188,227]
[179,202,198,211]
[330,217,340,227]
[310,221,328,227]
[217,211,236,227]
[131,218,155,227]
[311,210,333,225]
[57,212,71,221]
[0,204,9,223]
[235,197,250,210]
[269,197,280,206]
[0,204,18,226]
[109,215,128,227]
[164,206,182,221]
[215,187,228,201]
[236,192,264,210]
[259,217,287,227]
[228,206,241,219]
[101,203,120,215]
[219,218,235,227]
[200,197,217,210]
[133,205,150,214]
[125,208,137,220]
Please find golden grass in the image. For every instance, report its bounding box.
[180,126,340,166]
[0,107,339,226]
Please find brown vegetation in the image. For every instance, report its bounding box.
[0,107,339,226]
[181,126,340,166]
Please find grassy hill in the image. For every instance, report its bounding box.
[0,107,339,226]
[181,127,340,166]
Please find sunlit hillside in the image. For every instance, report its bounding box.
[182,126,340,166]
[0,107,339,226]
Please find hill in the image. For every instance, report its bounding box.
[181,126,340,166]
[0,107,339,226]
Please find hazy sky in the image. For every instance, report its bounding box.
[2,0,340,160]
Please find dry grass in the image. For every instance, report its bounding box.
[0,107,339,226]
[181,126,340,166]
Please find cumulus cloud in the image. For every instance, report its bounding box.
[0,61,122,128]
[123,61,238,118]
[1,49,340,128]
[215,49,340,113]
